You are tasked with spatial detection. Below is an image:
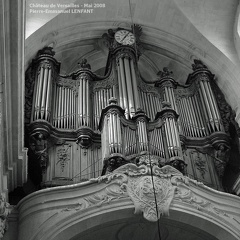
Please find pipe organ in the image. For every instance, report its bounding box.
[25,27,237,191]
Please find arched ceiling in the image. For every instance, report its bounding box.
[25,0,240,120]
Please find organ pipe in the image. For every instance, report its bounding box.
[124,57,135,116]
[130,59,140,110]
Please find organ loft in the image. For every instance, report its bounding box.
[24,25,240,192]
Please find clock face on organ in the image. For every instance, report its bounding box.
[114,30,135,45]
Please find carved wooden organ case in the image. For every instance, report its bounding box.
[25,26,235,190]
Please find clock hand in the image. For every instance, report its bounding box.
[120,32,130,43]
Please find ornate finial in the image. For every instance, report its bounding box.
[78,58,91,70]
[37,46,55,57]
[157,67,173,78]
[162,101,172,109]
[191,59,207,71]
[108,97,118,105]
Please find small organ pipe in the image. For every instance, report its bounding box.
[191,95,202,137]
[31,73,38,121]
[179,100,187,135]
[199,81,214,127]
[58,86,62,128]
[109,114,113,153]
[96,91,100,128]
[159,129,164,157]
[203,81,216,117]
[112,113,117,152]
[169,118,176,149]
[124,58,134,115]
[34,71,40,119]
[139,89,143,110]
[203,80,218,128]
[182,98,190,136]
[73,92,77,128]
[186,97,196,136]
[119,58,128,112]
[112,85,116,98]
[117,68,123,108]
[51,83,56,126]
[207,81,221,120]
[117,116,122,153]
[41,68,49,118]
[56,86,60,128]
[193,95,205,136]
[69,89,72,128]
[100,89,104,111]
[62,88,66,128]
[82,79,86,125]
[78,81,82,127]
[66,88,70,128]
[184,97,194,136]
[152,96,157,115]
[165,119,172,156]
[36,67,44,118]
[72,89,74,128]
[130,59,140,109]
[198,87,210,132]
[45,68,52,120]
[161,126,169,160]
[149,95,155,120]
[86,80,89,126]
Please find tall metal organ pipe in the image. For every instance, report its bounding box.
[77,73,91,128]
[116,51,140,118]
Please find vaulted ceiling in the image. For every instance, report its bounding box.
[25,0,240,123]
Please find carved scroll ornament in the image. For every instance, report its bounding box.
[99,164,182,222]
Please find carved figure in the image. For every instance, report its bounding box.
[191,59,207,71]
[168,159,187,175]
[215,144,229,162]
[30,133,49,172]
[102,29,115,48]
[78,58,91,70]
[157,67,173,78]
[214,144,230,178]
